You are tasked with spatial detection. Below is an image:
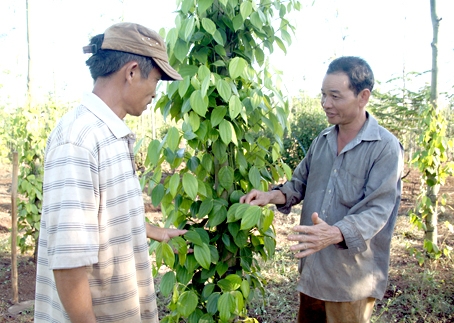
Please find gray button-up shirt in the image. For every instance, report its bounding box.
[275,112,403,301]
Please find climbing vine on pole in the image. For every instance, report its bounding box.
[144,0,300,321]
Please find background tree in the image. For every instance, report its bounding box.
[407,0,454,264]
[143,0,300,321]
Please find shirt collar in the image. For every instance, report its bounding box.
[322,111,381,142]
[81,92,132,139]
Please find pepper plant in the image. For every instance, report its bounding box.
[142,0,300,321]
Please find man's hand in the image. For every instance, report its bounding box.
[146,224,187,242]
[287,212,344,258]
[240,189,286,206]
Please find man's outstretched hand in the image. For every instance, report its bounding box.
[287,212,344,258]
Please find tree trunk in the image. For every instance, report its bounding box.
[426,0,440,245]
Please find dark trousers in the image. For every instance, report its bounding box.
[297,292,375,323]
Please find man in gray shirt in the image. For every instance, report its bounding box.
[240,56,403,323]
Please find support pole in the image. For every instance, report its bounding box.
[11,152,19,304]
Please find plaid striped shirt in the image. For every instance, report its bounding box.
[35,93,158,323]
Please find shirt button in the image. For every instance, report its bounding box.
[328,190,332,194]
[322,210,325,214]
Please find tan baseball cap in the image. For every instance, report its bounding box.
[84,22,182,81]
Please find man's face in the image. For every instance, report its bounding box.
[126,66,162,117]
[320,72,365,127]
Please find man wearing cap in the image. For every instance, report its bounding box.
[241,56,403,323]
[34,23,184,323]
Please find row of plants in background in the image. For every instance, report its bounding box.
[368,74,454,264]
[142,0,300,321]
[408,103,454,264]
[282,93,327,169]
[0,102,63,259]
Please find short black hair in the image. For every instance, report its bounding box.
[326,56,374,96]
[85,34,155,81]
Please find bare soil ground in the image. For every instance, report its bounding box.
[0,164,453,322]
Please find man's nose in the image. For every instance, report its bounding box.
[321,97,331,108]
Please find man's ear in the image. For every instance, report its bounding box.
[358,88,371,108]
[124,61,140,84]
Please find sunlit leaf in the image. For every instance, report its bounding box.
[217,79,232,103]
[240,0,253,20]
[229,57,247,79]
[177,291,198,317]
[194,243,211,269]
[183,173,198,199]
[240,205,261,230]
[190,90,208,117]
[202,17,216,35]
[169,173,180,197]
[211,106,227,127]
[229,95,242,119]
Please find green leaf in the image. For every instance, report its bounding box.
[194,243,211,269]
[261,208,274,232]
[190,90,208,117]
[213,29,224,46]
[232,14,244,31]
[229,57,247,79]
[218,292,235,321]
[178,76,191,97]
[274,36,287,54]
[160,271,176,297]
[188,111,201,132]
[208,206,227,227]
[183,173,198,200]
[151,184,165,207]
[185,230,203,246]
[198,0,214,14]
[206,293,220,315]
[216,262,229,277]
[213,141,228,164]
[282,163,292,180]
[248,166,261,188]
[169,173,180,198]
[199,198,213,218]
[214,45,226,56]
[219,119,233,145]
[218,165,234,190]
[250,12,263,30]
[240,0,253,20]
[174,38,189,62]
[202,17,217,35]
[202,283,216,301]
[225,274,242,290]
[254,47,265,66]
[240,280,250,299]
[201,154,213,173]
[183,17,195,41]
[147,140,161,167]
[211,106,227,127]
[240,205,261,230]
[229,95,242,119]
[177,291,199,317]
[162,242,175,268]
[167,127,180,151]
[217,79,231,103]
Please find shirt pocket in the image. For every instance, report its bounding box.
[334,170,365,208]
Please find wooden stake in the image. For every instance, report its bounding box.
[11,152,19,304]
